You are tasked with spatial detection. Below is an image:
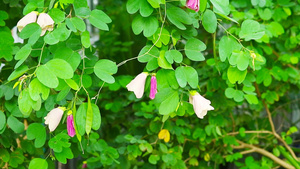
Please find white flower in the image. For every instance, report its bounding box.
[189,91,214,119]
[126,72,148,98]
[37,13,54,36]
[17,11,38,32]
[44,107,65,132]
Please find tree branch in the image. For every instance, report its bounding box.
[233,140,295,169]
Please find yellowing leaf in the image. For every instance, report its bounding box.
[158,129,170,143]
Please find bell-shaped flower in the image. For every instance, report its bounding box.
[126,72,148,98]
[67,111,76,137]
[189,91,214,119]
[37,13,55,36]
[149,75,157,100]
[44,107,65,132]
[186,0,200,12]
[17,11,38,32]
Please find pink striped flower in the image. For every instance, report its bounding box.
[149,75,157,100]
[67,112,76,137]
[186,0,200,12]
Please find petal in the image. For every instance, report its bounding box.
[45,108,64,132]
[126,72,148,98]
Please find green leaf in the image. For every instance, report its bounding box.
[239,20,265,41]
[75,7,91,17]
[147,0,165,8]
[36,65,59,88]
[156,69,179,90]
[165,50,183,64]
[89,9,112,31]
[158,51,172,69]
[15,44,31,60]
[48,8,66,23]
[18,88,33,116]
[7,115,24,133]
[127,0,153,17]
[149,154,160,165]
[28,158,48,169]
[92,104,101,130]
[45,59,74,79]
[8,65,28,81]
[56,86,70,102]
[29,78,50,101]
[86,96,93,135]
[155,88,179,115]
[0,149,10,162]
[138,45,159,63]
[202,10,217,33]
[26,123,46,148]
[48,133,71,153]
[54,147,74,164]
[81,31,91,48]
[44,23,71,44]
[70,17,86,32]
[258,8,272,21]
[210,0,230,15]
[175,66,198,88]
[54,47,81,71]
[0,111,6,131]
[227,66,247,84]
[19,23,41,39]
[132,15,158,37]
[94,59,118,84]
[9,149,24,168]
[64,79,79,90]
[229,51,249,71]
[244,94,258,104]
[225,88,244,102]
[166,5,192,30]
[76,103,87,136]
[185,38,206,61]
[151,28,170,47]
[219,36,242,62]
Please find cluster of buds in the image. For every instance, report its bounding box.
[17,11,54,36]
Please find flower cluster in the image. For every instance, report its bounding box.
[126,72,157,100]
[17,11,54,36]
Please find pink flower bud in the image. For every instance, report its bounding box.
[67,113,76,137]
[149,75,157,100]
[186,0,200,12]
[126,72,148,98]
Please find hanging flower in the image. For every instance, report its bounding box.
[189,91,214,119]
[37,13,55,36]
[17,11,38,32]
[126,72,148,99]
[149,75,157,100]
[186,0,200,12]
[44,107,65,132]
[67,111,76,137]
